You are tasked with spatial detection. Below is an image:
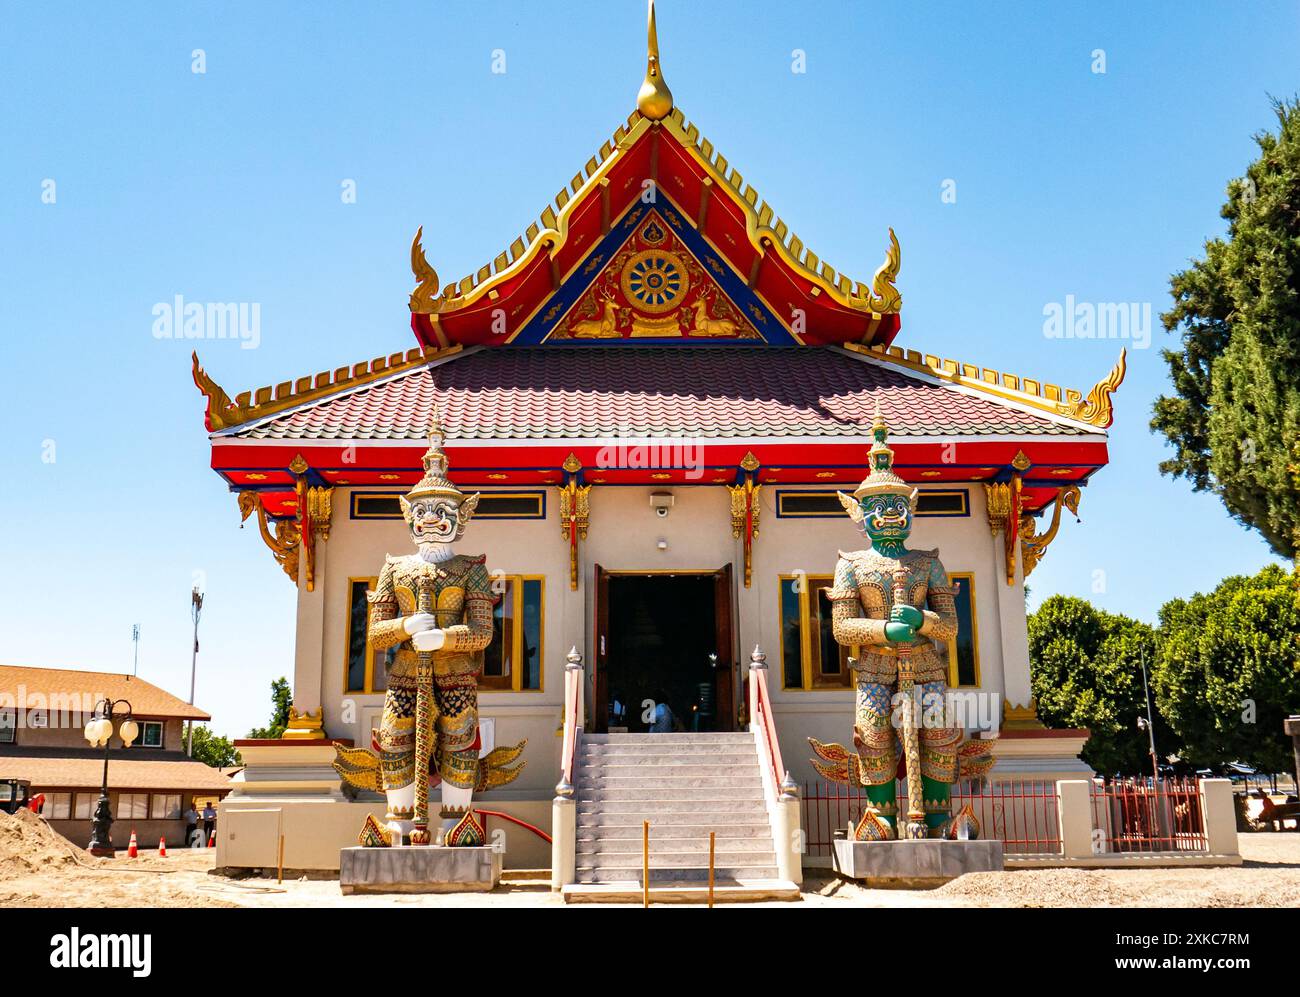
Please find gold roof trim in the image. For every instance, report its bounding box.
[655,109,902,316]
[411,110,648,316]
[844,343,1126,430]
[193,345,462,433]
[411,102,902,320]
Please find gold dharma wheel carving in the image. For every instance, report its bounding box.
[620,250,689,314]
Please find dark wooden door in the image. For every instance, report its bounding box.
[712,563,735,731]
[594,563,610,734]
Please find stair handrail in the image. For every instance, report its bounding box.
[475,808,553,845]
[748,644,802,885]
[748,646,785,783]
[557,646,585,795]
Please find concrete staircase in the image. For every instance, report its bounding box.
[566,732,799,902]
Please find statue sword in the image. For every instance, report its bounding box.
[410,572,435,845]
[893,565,928,840]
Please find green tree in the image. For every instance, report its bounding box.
[189,725,241,768]
[1151,98,1300,558]
[247,677,292,739]
[1028,595,1170,775]
[1152,564,1300,774]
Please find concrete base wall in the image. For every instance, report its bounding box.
[217,796,553,871]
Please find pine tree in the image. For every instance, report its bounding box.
[1152,98,1300,557]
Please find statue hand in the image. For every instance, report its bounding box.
[411,628,446,652]
[884,621,916,643]
[403,612,438,636]
[891,605,923,629]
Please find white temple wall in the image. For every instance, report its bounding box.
[295,482,1034,795]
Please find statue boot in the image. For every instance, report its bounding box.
[385,782,417,844]
[853,782,898,841]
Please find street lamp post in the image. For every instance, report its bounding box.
[1138,645,1160,783]
[187,586,203,756]
[84,698,138,857]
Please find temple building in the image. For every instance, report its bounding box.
[195,4,1123,874]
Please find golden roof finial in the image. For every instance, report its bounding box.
[637,0,673,120]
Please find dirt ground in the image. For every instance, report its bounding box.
[3,806,1298,907]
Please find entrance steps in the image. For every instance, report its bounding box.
[571,732,798,901]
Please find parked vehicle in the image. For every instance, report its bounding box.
[0,779,33,815]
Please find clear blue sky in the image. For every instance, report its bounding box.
[0,1,1293,738]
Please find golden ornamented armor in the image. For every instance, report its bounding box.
[830,547,962,788]
[368,553,496,792]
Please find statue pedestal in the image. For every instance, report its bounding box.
[339,846,502,895]
[833,838,1003,888]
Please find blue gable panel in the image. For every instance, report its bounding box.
[512,195,795,345]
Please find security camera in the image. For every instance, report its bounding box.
[655,506,669,518]
[650,491,674,517]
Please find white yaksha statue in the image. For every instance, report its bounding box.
[334,415,525,847]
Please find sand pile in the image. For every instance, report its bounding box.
[0,808,96,880]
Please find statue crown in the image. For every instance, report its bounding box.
[852,405,917,504]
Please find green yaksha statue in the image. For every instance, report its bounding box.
[810,407,993,841]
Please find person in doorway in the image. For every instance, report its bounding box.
[648,690,675,733]
[183,804,198,846]
[610,690,627,728]
[201,802,217,842]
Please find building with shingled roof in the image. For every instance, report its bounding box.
[0,665,233,849]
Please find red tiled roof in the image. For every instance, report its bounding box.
[227,347,1092,442]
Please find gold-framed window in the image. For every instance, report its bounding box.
[481,575,544,692]
[777,571,980,690]
[946,572,980,688]
[344,576,391,695]
[344,575,544,694]
[778,574,851,691]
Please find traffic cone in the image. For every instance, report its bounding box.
[207,829,216,848]
[158,837,167,857]
[127,829,138,858]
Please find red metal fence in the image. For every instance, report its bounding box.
[802,776,1211,858]
[1089,777,1207,853]
[801,779,1062,856]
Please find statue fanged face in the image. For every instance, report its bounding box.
[408,497,463,546]
[859,493,912,547]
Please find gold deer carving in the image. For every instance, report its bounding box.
[568,297,622,338]
[688,290,739,337]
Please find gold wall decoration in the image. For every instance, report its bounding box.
[727,467,761,588]
[282,706,326,740]
[1003,698,1046,731]
[1057,348,1127,429]
[559,456,591,590]
[238,491,301,582]
[1019,485,1081,578]
[287,456,332,593]
[307,485,334,543]
[982,477,1022,585]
